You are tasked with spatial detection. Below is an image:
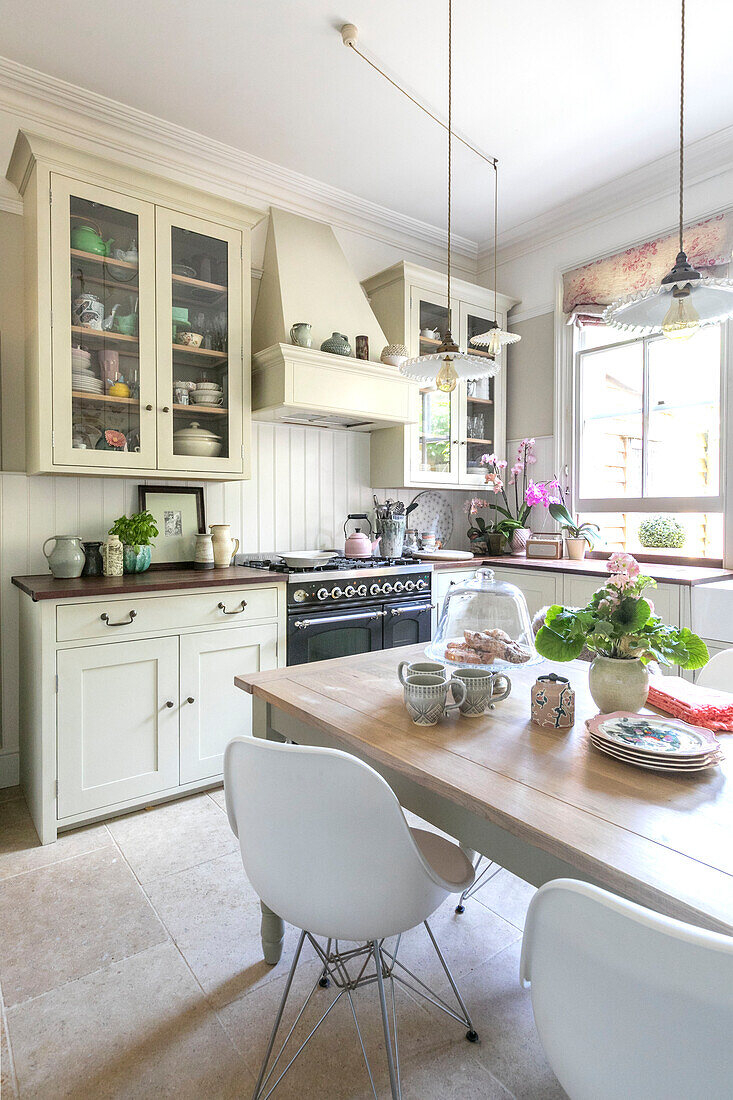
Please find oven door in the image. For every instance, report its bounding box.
[288,608,386,666]
[382,600,434,650]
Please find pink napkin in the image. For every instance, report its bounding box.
[647,675,733,732]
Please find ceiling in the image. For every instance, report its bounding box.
[0,0,731,244]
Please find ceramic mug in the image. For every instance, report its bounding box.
[454,669,512,718]
[290,322,312,348]
[403,673,466,727]
[398,660,446,685]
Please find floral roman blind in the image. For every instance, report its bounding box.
[562,211,733,322]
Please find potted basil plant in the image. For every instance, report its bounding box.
[548,500,600,560]
[108,511,159,574]
[535,553,708,712]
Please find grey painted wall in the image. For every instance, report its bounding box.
[506,311,554,441]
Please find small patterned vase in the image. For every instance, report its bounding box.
[123,545,151,574]
[320,332,351,356]
[531,673,575,729]
[510,527,532,554]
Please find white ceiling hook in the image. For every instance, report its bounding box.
[340,23,358,48]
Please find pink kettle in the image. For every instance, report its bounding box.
[343,514,380,558]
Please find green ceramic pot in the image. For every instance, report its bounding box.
[320,332,351,356]
[123,545,151,574]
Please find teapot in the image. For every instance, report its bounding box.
[344,514,380,558]
[70,219,114,257]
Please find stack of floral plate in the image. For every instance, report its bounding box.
[586,711,723,773]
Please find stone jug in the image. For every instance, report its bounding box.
[210,524,240,569]
[42,535,85,579]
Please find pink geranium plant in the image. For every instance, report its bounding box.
[465,439,562,551]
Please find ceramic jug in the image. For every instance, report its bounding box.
[320,332,351,356]
[290,322,312,348]
[194,532,215,571]
[210,524,240,569]
[43,535,85,579]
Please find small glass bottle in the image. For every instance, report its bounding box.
[102,533,124,577]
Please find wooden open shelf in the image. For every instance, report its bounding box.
[171,343,228,364]
[172,403,228,416]
[71,325,138,346]
[71,391,137,406]
[466,438,493,445]
[467,396,493,405]
[70,249,138,275]
[171,273,227,304]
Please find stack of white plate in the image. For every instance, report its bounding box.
[72,366,104,394]
[190,382,223,406]
[586,712,723,773]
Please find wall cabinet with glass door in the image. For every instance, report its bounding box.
[7,131,259,480]
[362,262,518,488]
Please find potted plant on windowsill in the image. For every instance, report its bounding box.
[548,498,600,560]
[108,511,159,574]
[535,553,708,712]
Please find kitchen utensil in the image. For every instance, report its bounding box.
[343,515,379,558]
[190,391,223,406]
[70,218,113,257]
[210,524,239,569]
[290,323,312,348]
[279,551,334,569]
[398,660,447,685]
[531,673,575,729]
[403,673,466,726]
[454,668,512,717]
[175,331,203,347]
[172,422,222,458]
[194,532,215,570]
[43,535,85,579]
[194,381,221,391]
[379,516,405,558]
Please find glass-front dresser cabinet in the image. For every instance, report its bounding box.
[363,261,518,488]
[7,131,259,479]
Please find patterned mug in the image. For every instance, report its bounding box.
[454,668,512,717]
[398,660,446,685]
[403,673,466,726]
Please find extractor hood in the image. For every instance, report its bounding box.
[251,208,415,431]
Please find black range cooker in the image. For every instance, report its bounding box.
[239,556,434,666]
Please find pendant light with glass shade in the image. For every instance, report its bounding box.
[398,0,499,394]
[603,0,733,340]
[470,166,521,356]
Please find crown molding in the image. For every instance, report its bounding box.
[507,301,555,325]
[0,55,478,276]
[476,123,733,275]
[0,193,21,215]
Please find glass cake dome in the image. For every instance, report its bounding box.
[426,568,540,671]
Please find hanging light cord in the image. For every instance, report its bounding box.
[678,0,685,253]
[447,0,452,326]
[493,161,499,320]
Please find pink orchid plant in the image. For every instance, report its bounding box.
[465,439,562,551]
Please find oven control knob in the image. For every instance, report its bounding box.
[405,580,416,591]
[369,582,381,596]
[416,579,428,590]
[381,582,393,595]
[316,587,329,601]
[330,587,343,600]
[393,581,404,593]
[357,584,368,597]
[293,589,309,603]
[344,585,356,598]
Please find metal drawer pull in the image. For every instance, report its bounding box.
[165,700,175,709]
[218,600,247,615]
[389,603,435,616]
[293,611,386,629]
[100,610,137,627]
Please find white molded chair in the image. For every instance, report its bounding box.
[696,647,733,691]
[520,878,733,1100]
[224,737,477,1100]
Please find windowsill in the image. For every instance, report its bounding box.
[586,550,724,569]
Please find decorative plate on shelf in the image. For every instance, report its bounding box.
[408,491,453,547]
[585,712,719,757]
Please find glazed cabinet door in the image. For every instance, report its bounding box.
[179,623,279,783]
[155,208,244,475]
[408,288,459,485]
[57,636,180,818]
[50,175,158,469]
[457,301,505,484]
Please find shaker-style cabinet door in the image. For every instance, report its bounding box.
[50,174,158,470]
[408,288,460,485]
[155,207,244,475]
[457,300,504,485]
[57,637,180,818]
[179,624,279,783]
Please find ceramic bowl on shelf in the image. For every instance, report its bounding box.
[380,344,409,367]
[174,331,203,348]
[194,381,221,391]
[190,391,223,406]
[172,422,222,457]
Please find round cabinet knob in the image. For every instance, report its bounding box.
[416,579,428,590]
[405,580,415,591]
[369,582,381,596]
[186,696,195,705]
[165,700,175,709]
[317,587,329,601]
[393,581,404,593]
[162,406,170,413]
[145,404,153,411]
[381,582,393,595]
[357,584,368,597]
[293,589,309,603]
[330,587,342,599]
[344,585,356,598]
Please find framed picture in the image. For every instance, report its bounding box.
[138,485,205,568]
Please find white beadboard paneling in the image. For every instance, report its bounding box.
[0,422,371,773]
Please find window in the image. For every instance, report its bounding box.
[573,322,724,558]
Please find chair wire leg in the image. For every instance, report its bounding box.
[252,929,306,1099]
[456,857,501,913]
[373,940,401,1100]
[319,937,332,988]
[423,921,478,1042]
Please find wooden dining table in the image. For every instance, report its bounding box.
[235,644,733,965]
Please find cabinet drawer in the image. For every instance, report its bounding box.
[56,586,279,642]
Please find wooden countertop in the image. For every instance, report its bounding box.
[430,554,733,586]
[12,565,287,602]
[236,643,733,935]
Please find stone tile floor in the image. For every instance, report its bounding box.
[0,786,564,1099]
